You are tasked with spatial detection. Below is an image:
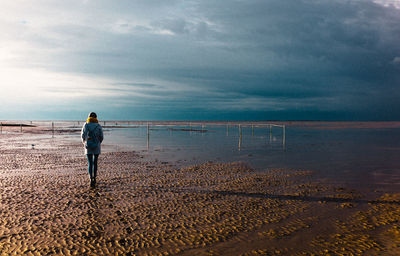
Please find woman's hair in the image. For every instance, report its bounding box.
[88,112,97,118]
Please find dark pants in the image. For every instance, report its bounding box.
[87,154,99,179]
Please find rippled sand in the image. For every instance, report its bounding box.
[1,129,400,255]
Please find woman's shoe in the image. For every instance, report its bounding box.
[90,178,95,188]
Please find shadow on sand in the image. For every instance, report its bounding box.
[209,190,400,205]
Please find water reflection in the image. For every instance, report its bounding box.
[140,123,285,153]
[101,123,400,191]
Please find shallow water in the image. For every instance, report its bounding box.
[13,121,400,191]
[92,122,400,191]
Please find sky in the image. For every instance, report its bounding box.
[0,0,399,121]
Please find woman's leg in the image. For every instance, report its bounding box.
[87,154,94,179]
[93,154,99,180]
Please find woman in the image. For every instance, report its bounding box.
[81,112,104,188]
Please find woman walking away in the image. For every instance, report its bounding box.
[81,112,104,188]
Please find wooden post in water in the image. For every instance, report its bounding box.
[147,122,150,150]
[238,124,242,151]
[269,125,272,142]
[52,122,54,137]
[252,125,254,136]
[282,125,286,148]
[0,122,2,134]
[20,124,22,133]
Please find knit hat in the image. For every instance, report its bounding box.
[88,112,97,118]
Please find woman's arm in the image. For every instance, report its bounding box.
[81,123,87,143]
[98,126,104,143]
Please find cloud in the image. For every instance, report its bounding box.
[373,0,400,9]
[1,0,400,120]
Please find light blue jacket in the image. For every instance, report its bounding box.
[81,122,104,155]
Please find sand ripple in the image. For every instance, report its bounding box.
[0,140,400,255]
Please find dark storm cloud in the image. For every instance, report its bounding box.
[2,0,400,120]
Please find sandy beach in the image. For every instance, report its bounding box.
[1,125,400,255]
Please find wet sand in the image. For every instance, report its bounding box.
[1,126,400,255]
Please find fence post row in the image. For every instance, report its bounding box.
[35,121,286,149]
